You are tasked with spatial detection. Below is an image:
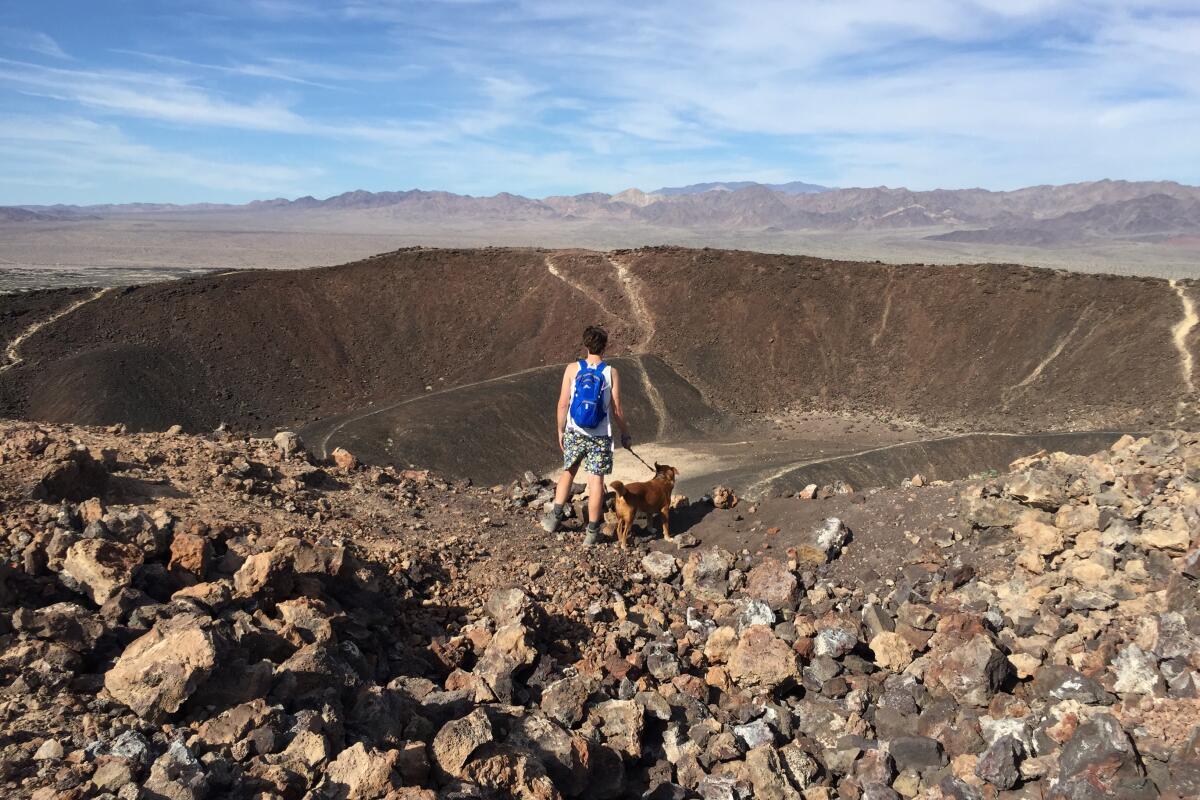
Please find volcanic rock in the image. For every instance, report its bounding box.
[332,446,358,470]
[324,742,402,799]
[460,742,562,800]
[195,698,273,747]
[168,531,212,585]
[273,430,304,459]
[29,445,109,502]
[33,739,62,760]
[641,551,680,581]
[588,699,644,760]
[434,708,495,778]
[745,557,798,611]
[92,759,135,792]
[0,418,1195,800]
[62,538,143,604]
[104,613,223,719]
[682,548,734,600]
[1032,664,1114,704]
[924,629,1010,707]
[1112,643,1162,695]
[540,674,594,727]
[12,601,104,651]
[888,736,947,772]
[485,587,533,627]
[745,745,800,799]
[794,517,850,564]
[975,735,1021,789]
[711,486,738,509]
[959,488,1028,528]
[1052,713,1153,799]
[728,625,800,690]
[474,622,537,703]
[870,632,915,671]
[506,712,590,795]
[144,741,207,800]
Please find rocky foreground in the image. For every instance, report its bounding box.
[0,422,1196,800]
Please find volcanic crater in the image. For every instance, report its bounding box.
[0,246,1196,494]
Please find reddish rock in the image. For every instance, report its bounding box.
[712,486,738,509]
[728,625,801,691]
[925,631,1010,707]
[168,531,212,584]
[433,708,494,778]
[62,539,142,604]
[332,447,359,470]
[104,614,223,719]
[745,558,799,611]
[325,742,401,799]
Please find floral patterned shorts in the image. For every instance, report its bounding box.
[562,428,614,475]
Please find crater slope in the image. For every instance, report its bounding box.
[300,355,721,486]
[0,247,1195,489]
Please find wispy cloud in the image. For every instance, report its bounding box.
[111,50,345,91]
[0,56,533,145]
[0,58,305,130]
[0,113,322,196]
[0,27,70,59]
[0,1,1198,203]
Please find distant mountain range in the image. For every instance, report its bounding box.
[8,179,1200,246]
[651,180,829,195]
[0,206,100,222]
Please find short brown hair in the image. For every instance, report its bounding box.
[582,325,608,355]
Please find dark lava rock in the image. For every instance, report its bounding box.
[887,735,947,772]
[975,734,1021,789]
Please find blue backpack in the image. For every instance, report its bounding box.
[569,360,607,429]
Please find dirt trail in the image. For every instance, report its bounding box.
[314,363,555,459]
[0,287,112,374]
[635,357,669,439]
[547,251,668,440]
[607,253,656,351]
[1170,279,1197,404]
[544,253,621,326]
[1000,307,1092,406]
[743,427,1135,498]
[869,267,895,347]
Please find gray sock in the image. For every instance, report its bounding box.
[551,503,564,517]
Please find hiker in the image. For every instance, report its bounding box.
[541,325,632,544]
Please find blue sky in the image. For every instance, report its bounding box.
[1,1,1199,204]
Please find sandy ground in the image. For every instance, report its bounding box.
[603,411,930,497]
[3,212,1200,288]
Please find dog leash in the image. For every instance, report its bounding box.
[625,446,656,473]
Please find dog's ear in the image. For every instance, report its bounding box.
[654,461,662,471]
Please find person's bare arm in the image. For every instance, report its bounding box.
[555,364,574,451]
[610,367,632,448]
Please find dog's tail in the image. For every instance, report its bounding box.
[609,480,627,498]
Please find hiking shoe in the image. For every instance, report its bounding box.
[582,527,599,546]
[540,510,562,533]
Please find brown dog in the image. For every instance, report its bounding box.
[608,463,678,548]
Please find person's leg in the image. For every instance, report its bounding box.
[540,470,571,532]
[582,472,605,544]
[553,464,577,506]
[586,473,605,523]
[544,431,580,532]
[582,436,613,545]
